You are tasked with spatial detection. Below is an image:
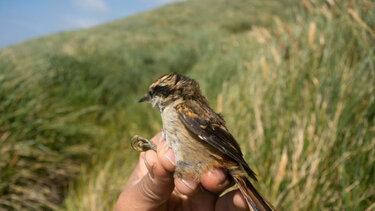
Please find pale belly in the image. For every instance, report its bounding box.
[161,107,222,180]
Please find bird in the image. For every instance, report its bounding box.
[131,72,275,211]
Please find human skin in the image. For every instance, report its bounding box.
[115,132,249,211]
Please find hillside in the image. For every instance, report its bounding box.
[1,0,374,210]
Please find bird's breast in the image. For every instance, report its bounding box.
[161,107,187,162]
[160,106,222,180]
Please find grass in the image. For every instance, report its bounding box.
[0,0,374,210]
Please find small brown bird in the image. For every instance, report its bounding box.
[132,73,275,211]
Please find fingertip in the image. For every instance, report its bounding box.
[144,151,156,168]
[201,168,230,193]
[144,150,171,179]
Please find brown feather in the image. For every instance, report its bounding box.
[176,101,257,180]
[232,174,275,211]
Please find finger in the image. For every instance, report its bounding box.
[124,153,148,189]
[215,189,248,211]
[116,149,174,210]
[143,149,174,179]
[133,131,164,177]
[154,132,199,197]
[125,131,165,185]
[137,152,149,175]
[174,177,199,196]
[150,131,163,145]
[201,168,232,194]
[157,137,175,172]
[187,186,217,210]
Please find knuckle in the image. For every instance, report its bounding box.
[137,174,164,203]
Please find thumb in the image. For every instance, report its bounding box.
[116,150,174,210]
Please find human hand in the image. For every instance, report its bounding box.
[115,132,248,211]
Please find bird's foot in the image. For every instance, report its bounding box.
[131,135,157,152]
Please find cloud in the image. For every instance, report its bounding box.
[153,0,183,3]
[72,0,109,13]
[63,17,101,29]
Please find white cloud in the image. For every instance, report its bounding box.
[154,0,183,3]
[63,17,101,29]
[72,0,110,13]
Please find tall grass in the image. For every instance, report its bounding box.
[218,2,375,209]
[0,0,374,210]
[64,1,375,210]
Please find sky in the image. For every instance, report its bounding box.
[0,0,181,49]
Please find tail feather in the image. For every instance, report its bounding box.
[232,174,275,211]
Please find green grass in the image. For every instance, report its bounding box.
[0,0,374,210]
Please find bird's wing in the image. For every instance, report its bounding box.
[175,101,257,180]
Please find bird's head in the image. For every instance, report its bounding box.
[138,73,204,112]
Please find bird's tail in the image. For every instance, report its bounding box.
[231,174,275,211]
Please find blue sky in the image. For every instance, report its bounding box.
[0,0,180,49]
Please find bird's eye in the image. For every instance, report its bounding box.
[148,89,154,96]
[153,85,171,97]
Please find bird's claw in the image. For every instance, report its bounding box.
[131,135,157,152]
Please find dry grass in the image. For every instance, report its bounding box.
[0,0,374,210]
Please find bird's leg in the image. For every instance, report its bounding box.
[131,135,157,152]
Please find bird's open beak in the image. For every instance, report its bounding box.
[138,95,150,103]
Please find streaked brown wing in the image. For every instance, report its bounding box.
[175,101,257,180]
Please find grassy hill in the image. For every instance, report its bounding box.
[0,0,374,210]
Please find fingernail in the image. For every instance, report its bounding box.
[212,168,226,184]
[181,179,197,190]
[165,148,175,165]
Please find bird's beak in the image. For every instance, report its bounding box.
[138,95,150,103]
